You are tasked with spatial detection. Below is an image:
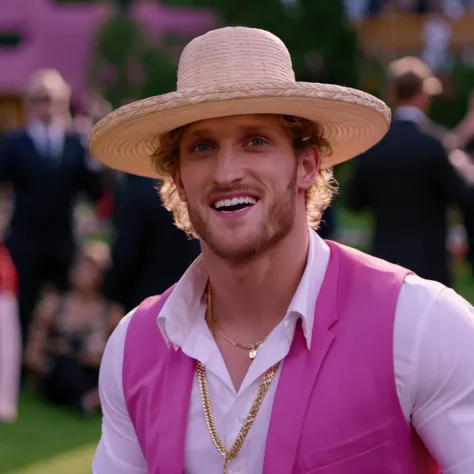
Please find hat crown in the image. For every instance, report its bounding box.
[177,27,296,90]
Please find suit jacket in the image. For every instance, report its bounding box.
[0,129,103,252]
[102,174,201,312]
[345,118,473,285]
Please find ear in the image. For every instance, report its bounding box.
[172,168,187,202]
[298,146,319,191]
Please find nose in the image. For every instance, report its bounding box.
[212,145,245,185]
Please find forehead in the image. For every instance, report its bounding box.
[184,114,284,136]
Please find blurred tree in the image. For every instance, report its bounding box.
[88,1,178,109]
[90,0,359,108]
[430,61,474,129]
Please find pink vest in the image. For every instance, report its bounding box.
[123,241,439,473]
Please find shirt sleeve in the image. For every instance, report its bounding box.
[92,309,148,474]
[409,287,474,473]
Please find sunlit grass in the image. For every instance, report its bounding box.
[7,445,96,474]
[1,392,100,473]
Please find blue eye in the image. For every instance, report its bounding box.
[248,137,268,147]
[192,143,212,152]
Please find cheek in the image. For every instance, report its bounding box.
[179,161,210,198]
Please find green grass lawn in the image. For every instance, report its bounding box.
[1,207,474,474]
[1,392,100,474]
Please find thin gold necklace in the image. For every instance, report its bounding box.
[197,285,280,474]
[207,284,265,359]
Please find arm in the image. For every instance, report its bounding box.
[410,287,474,472]
[432,141,473,206]
[23,293,58,373]
[92,312,148,473]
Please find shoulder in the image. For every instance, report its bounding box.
[395,274,474,373]
[414,124,446,152]
[100,309,136,388]
[35,291,62,322]
[333,242,406,275]
[395,275,470,339]
[398,274,447,312]
[122,294,172,353]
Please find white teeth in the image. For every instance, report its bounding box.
[213,196,257,209]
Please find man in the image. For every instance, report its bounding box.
[102,173,201,313]
[346,56,472,286]
[0,69,103,346]
[90,27,474,473]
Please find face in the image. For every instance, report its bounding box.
[174,114,317,262]
[29,94,68,124]
[70,256,102,292]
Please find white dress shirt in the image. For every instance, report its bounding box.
[27,120,64,159]
[394,106,427,125]
[93,230,474,474]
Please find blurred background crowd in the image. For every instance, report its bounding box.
[1,0,474,473]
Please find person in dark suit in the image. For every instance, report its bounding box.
[345,56,472,286]
[317,205,336,240]
[102,174,201,313]
[0,69,103,346]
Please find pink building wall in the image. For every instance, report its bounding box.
[0,0,214,98]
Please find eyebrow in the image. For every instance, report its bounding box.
[185,124,282,139]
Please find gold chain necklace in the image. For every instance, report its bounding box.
[207,284,265,359]
[197,284,280,473]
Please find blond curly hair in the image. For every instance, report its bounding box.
[151,115,338,238]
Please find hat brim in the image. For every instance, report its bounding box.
[89,82,391,178]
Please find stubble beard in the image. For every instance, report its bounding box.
[188,166,298,263]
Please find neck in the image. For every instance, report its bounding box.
[203,222,310,335]
[74,289,97,301]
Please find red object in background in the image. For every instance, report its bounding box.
[0,244,17,296]
[96,189,114,221]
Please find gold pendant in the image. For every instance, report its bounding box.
[249,348,257,359]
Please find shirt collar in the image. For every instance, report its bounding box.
[27,119,64,137]
[394,106,427,125]
[157,228,330,351]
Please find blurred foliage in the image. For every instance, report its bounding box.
[88,4,178,108]
[89,0,359,107]
[430,60,474,128]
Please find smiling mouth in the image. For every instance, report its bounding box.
[211,196,258,212]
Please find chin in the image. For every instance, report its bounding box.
[206,228,270,261]
[210,241,260,262]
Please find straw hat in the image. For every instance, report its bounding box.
[90,27,391,178]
